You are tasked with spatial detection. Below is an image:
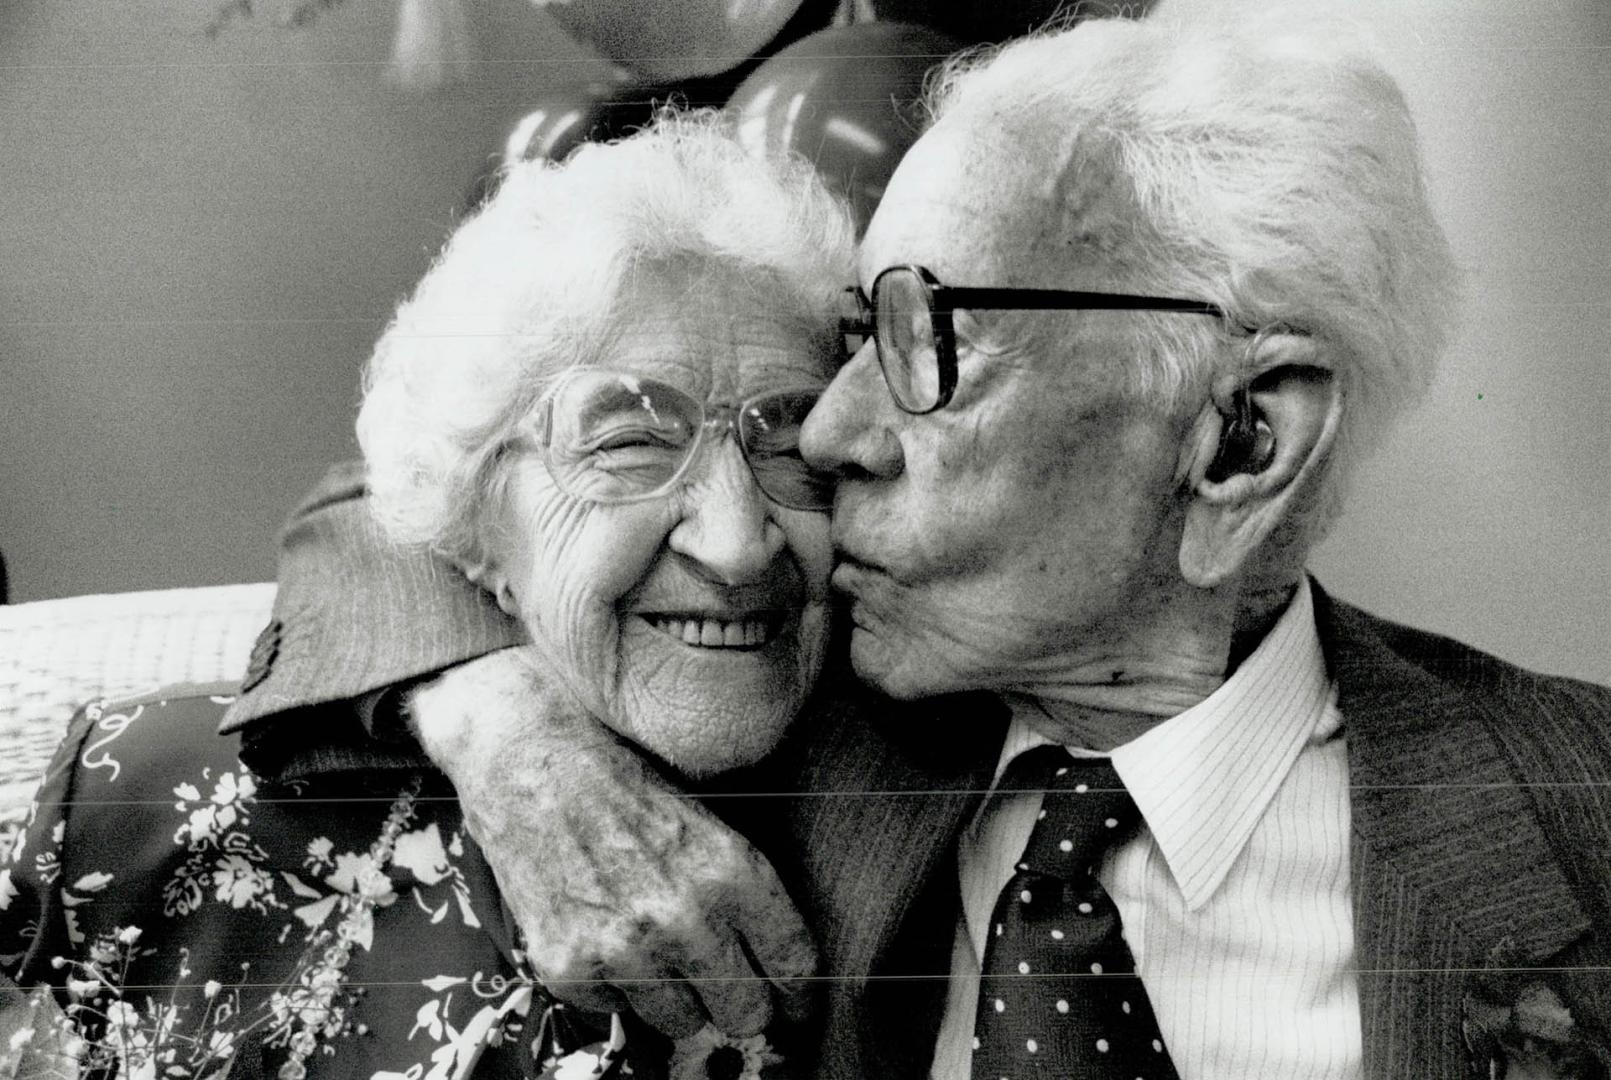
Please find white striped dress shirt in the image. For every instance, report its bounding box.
[931,580,1362,1079]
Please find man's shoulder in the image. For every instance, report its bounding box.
[1315,581,1611,755]
[223,461,523,733]
[1319,586,1609,694]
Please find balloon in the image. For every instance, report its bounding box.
[461,10,846,215]
[725,22,962,235]
[501,78,656,164]
[866,0,1138,46]
[538,0,811,82]
[463,75,660,210]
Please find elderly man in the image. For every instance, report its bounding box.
[223,13,1611,1080]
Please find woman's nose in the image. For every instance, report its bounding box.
[800,340,905,480]
[667,443,787,585]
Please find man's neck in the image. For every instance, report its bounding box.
[1011,577,1301,751]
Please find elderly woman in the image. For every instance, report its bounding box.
[0,115,854,1080]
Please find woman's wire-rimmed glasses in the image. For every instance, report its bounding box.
[519,367,834,511]
[840,264,1233,414]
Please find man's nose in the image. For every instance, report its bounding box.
[668,443,787,585]
[800,341,905,480]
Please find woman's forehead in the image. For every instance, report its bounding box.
[600,291,834,397]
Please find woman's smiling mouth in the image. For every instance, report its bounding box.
[641,613,785,649]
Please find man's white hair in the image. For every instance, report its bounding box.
[928,11,1459,528]
[357,113,855,562]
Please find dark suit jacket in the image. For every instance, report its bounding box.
[226,465,1611,1078]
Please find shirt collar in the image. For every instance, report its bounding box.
[236,684,431,784]
[995,578,1339,911]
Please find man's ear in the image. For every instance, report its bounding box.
[1177,332,1342,589]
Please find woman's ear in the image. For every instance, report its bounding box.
[1177,332,1343,589]
[457,551,518,617]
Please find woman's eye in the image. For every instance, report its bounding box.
[587,427,683,453]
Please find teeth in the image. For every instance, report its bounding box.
[647,615,777,648]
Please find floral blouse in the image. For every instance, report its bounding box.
[0,686,791,1080]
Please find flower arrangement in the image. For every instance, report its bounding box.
[2,928,245,1080]
[0,781,421,1080]
[1462,939,1611,1079]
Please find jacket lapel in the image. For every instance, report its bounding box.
[784,684,1007,1078]
[1315,584,1591,1078]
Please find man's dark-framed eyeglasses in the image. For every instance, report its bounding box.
[840,264,1231,414]
[521,367,834,511]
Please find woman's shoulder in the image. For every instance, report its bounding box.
[1,684,255,983]
[58,683,247,801]
[0,687,562,1080]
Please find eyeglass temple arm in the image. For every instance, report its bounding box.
[931,285,1224,317]
[842,284,1266,335]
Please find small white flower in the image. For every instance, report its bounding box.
[668,1025,783,1080]
[117,926,143,945]
[186,805,222,844]
[206,1029,236,1058]
[120,1054,158,1080]
[105,1001,140,1032]
[552,1048,607,1080]
[65,977,100,998]
[309,967,343,992]
[203,980,223,999]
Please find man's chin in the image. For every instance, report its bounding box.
[847,625,943,701]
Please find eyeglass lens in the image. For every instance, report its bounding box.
[544,371,831,510]
[873,268,943,412]
[738,389,833,511]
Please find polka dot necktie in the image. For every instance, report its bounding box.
[971,745,1180,1080]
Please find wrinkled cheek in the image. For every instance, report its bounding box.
[520,576,620,717]
[508,500,667,716]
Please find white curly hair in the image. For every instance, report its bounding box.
[925,9,1459,532]
[356,112,856,562]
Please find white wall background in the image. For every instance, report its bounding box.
[2,0,1607,683]
[1179,0,1611,685]
[0,0,610,601]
